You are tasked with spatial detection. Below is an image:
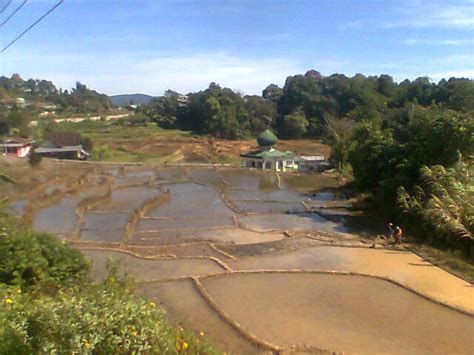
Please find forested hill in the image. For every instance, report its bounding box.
[139,70,473,140]
[0,74,111,113]
[109,94,155,106]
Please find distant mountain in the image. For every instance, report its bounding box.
[109,94,155,106]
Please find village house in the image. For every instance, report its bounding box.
[298,155,329,172]
[0,97,28,109]
[0,138,34,157]
[35,132,89,160]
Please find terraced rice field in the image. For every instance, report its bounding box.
[3,162,473,354]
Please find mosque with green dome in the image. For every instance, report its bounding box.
[240,129,299,172]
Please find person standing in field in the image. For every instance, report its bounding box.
[394,226,403,244]
[385,223,394,240]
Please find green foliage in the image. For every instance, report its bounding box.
[397,162,473,255]
[141,91,181,129]
[279,110,309,138]
[92,145,109,160]
[262,84,283,102]
[0,283,218,354]
[347,105,473,206]
[0,108,32,136]
[0,215,88,289]
[0,174,15,184]
[80,136,93,153]
[0,75,111,115]
[340,101,473,255]
[28,149,43,167]
[0,213,221,354]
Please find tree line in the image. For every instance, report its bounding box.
[0,74,111,114]
[138,70,473,140]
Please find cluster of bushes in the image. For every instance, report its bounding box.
[336,102,473,256]
[0,211,219,354]
[397,163,473,257]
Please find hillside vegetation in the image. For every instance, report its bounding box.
[0,74,111,115]
[0,209,219,354]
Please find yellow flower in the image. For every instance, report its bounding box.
[199,331,205,337]
[148,302,155,308]
[176,341,189,351]
[3,298,14,305]
[131,331,138,337]
[84,342,92,349]
[16,289,21,294]
[179,326,184,332]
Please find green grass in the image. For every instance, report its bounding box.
[54,120,191,142]
[410,244,474,283]
[50,121,193,164]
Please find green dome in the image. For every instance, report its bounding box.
[257,129,278,146]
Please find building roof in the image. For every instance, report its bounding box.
[298,155,325,161]
[241,149,295,160]
[46,132,82,147]
[0,138,34,148]
[35,145,89,156]
[257,129,278,146]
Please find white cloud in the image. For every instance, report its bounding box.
[384,1,474,28]
[440,54,474,64]
[404,38,474,46]
[1,50,304,95]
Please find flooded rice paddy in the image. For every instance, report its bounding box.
[202,273,474,354]
[3,162,473,354]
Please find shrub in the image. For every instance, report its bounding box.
[28,149,42,167]
[92,145,109,160]
[0,213,221,354]
[0,283,218,354]
[0,214,89,290]
[81,136,93,153]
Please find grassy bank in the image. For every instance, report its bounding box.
[0,209,220,354]
[409,244,474,283]
[50,120,193,163]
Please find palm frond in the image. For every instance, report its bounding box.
[0,173,15,184]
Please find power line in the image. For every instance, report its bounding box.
[0,0,13,14]
[0,0,64,54]
[1,0,28,28]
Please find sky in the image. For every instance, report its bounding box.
[0,0,473,96]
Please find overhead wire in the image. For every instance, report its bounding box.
[1,0,28,27]
[0,0,13,14]
[0,0,64,54]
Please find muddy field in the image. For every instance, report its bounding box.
[2,160,473,354]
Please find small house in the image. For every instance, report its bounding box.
[0,138,34,157]
[297,155,328,172]
[36,132,89,160]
